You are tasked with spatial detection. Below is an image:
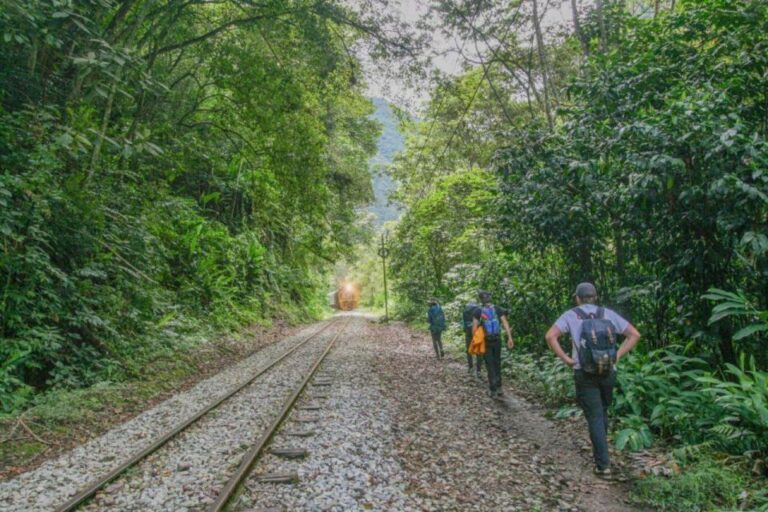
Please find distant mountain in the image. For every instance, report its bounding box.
[367,97,404,227]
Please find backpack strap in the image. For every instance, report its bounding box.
[573,307,590,320]
[574,306,603,320]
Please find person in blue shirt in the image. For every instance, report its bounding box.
[427,298,447,359]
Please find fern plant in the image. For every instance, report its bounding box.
[703,288,768,341]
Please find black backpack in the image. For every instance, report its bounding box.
[462,303,478,329]
[573,307,618,376]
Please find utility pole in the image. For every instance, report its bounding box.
[377,231,389,322]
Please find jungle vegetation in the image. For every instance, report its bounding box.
[387,0,768,509]
[0,0,420,411]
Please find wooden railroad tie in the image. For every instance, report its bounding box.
[283,430,316,437]
[270,447,309,459]
[293,415,321,423]
[255,473,299,484]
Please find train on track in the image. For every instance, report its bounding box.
[330,282,360,311]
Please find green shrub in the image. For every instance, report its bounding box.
[614,349,768,458]
[630,459,747,512]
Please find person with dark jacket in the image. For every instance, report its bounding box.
[463,302,483,377]
[427,298,447,359]
[472,291,514,398]
[545,282,641,478]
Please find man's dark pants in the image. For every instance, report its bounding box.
[574,369,616,470]
[463,328,483,372]
[430,330,444,357]
[484,335,502,392]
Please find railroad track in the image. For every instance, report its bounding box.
[208,318,347,512]
[52,318,348,512]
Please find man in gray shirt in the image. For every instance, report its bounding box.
[545,282,641,477]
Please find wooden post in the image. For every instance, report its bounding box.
[378,232,390,322]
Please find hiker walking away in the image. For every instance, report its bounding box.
[545,282,641,478]
[472,291,514,398]
[427,298,446,359]
[463,302,483,377]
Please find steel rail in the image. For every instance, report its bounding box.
[208,318,350,512]
[55,320,337,512]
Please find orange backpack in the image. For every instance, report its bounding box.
[468,327,486,356]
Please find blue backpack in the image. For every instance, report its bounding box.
[481,306,501,336]
[429,305,446,331]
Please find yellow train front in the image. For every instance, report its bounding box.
[334,282,360,311]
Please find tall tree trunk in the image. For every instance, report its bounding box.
[571,0,589,57]
[86,77,118,184]
[717,322,737,366]
[531,0,554,131]
[596,0,608,52]
[614,223,631,319]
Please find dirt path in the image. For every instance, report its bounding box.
[370,320,639,511]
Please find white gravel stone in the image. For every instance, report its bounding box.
[238,317,418,512]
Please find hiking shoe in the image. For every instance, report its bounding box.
[474,368,481,378]
[593,467,612,479]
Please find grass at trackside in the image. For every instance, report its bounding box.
[0,358,192,476]
[0,312,321,478]
[1,348,207,474]
[628,458,762,512]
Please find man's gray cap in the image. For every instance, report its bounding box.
[573,282,597,298]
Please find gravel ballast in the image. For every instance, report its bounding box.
[235,316,415,511]
[234,315,638,511]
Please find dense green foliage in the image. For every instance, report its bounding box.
[630,458,749,512]
[0,0,407,411]
[388,0,768,507]
[496,0,768,361]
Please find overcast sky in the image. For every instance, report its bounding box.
[362,0,575,111]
